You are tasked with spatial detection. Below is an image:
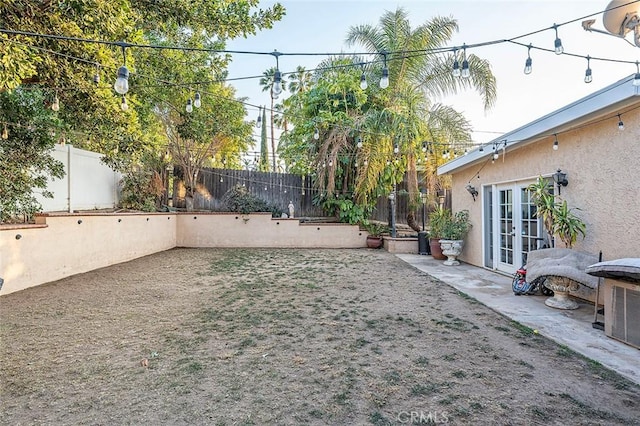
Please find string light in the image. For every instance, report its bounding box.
[379,52,389,89]
[618,114,624,131]
[114,44,129,95]
[584,55,593,84]
[186,98,193,113]
[255,107,262,128]
[313,128,320,140]
[524,44,532,75]
[461,45,470,79]
[393,143,399,154]
[356,136,363,148]
[194,91,202,108]
[120,95,128,111]
[553,133,559,150]
[634,61,640,87]
[271,50,283,98]
[93,64,100,84]
[359,63,367,90]
[2,124,8,139]
[452,48,461,77]
[553,24,564,55]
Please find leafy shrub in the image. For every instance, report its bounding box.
[119,170,164,212]
[222,185,282,217]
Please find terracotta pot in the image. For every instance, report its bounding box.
[366,236,383,249]
[430,238,446,260]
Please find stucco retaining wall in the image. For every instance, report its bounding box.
[1,213,367,296]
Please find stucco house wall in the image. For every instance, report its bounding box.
[441,75,640,270]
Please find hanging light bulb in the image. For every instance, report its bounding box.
[360,72,368,90]
[364,159,368,166]
[584,56,592,84]
[120,95,129,111]
[553,134,559,151]
[328,160,333,167]
[272,70,282,97]
[422,142,427,152]
[194,91,201,108]
[633,61,640,86]
[313,128,320,140]
[93,64,100,85]
[380,66,389,89]
[479,144,484,152]
[393,143,399,154]
[356,136,363,148]
[553,24,563,55]
[51,94,60,111]
[2,124,8,140]
[492,151,499,160]
[452,49,461,77]
[524,44,533,75]
[461,46,470,78]
[114,66,129,94]
[186,98,193,113]
[618,114,624,131]
[256,108,262,128]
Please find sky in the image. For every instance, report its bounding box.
[225,0,639,150]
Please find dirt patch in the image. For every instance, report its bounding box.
[1,248,638,425]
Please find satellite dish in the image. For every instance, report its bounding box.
[602,0,639,39]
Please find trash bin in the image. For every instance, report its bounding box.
[418,231,430,255]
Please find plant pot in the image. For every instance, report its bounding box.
[430,238,446,260]
[439,239,464,266]
[543,276,580,310]
[366,236,383,249]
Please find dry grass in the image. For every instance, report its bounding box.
[1,248,638,425]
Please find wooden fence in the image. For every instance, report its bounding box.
[173,167,451,225]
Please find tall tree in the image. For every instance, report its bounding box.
[259,107,269,171]
[346,7,496,226]
[258,67,283,171]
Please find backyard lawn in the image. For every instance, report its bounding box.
[1,248,638,425]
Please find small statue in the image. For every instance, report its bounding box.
[288,201,294,218]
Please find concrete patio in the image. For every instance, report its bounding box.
[397,254,640,386]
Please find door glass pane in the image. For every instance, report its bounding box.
[499,189,514,266]
[521,187,542,264]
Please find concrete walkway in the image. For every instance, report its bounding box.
[396,254,640,386]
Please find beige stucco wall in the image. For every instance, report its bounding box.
[1,213,368,296]
[0,213,177,296]
[176,213,367,248]
[450,107,640,267]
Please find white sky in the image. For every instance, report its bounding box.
[226,0,639,148]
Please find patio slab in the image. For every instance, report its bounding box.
[396,254,640,386]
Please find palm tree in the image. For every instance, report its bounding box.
[346,7,497,228]
[258,67,284,171]
[287,66,312,94]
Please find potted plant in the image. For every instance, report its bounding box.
[428,207,449,260]
[363,222,388,249]
[439,210,471,266]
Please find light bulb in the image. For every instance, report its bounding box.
[479,145,484,152]
[524,57,532,75]
[393,144,399,154]
[634,72,640,87]
[356,137,363,148]
[364,160,368,166]
[328,160,333,167]
[51,95,60,111]
[554,37,563,55]
[313,128,320,140]
[256,115,262,128]
[584,68,592,84]
[93,73,100,84]
[120,96,128,111]
[422,142,427,152]
[194,92,201,108]
[461,59,470,78]
[272,70,283,96]
[618,115,624,131]
[2,125,8,139]
[114,65,129,94]
[493,151,499,160]
[553,140,559,150]
[452,59,460,77]
[360,73,367,90]
[380,67,389,89]
[186,98,193,113]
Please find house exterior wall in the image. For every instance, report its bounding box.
[450,108,640,267]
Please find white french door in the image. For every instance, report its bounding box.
[483,181,543,274]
